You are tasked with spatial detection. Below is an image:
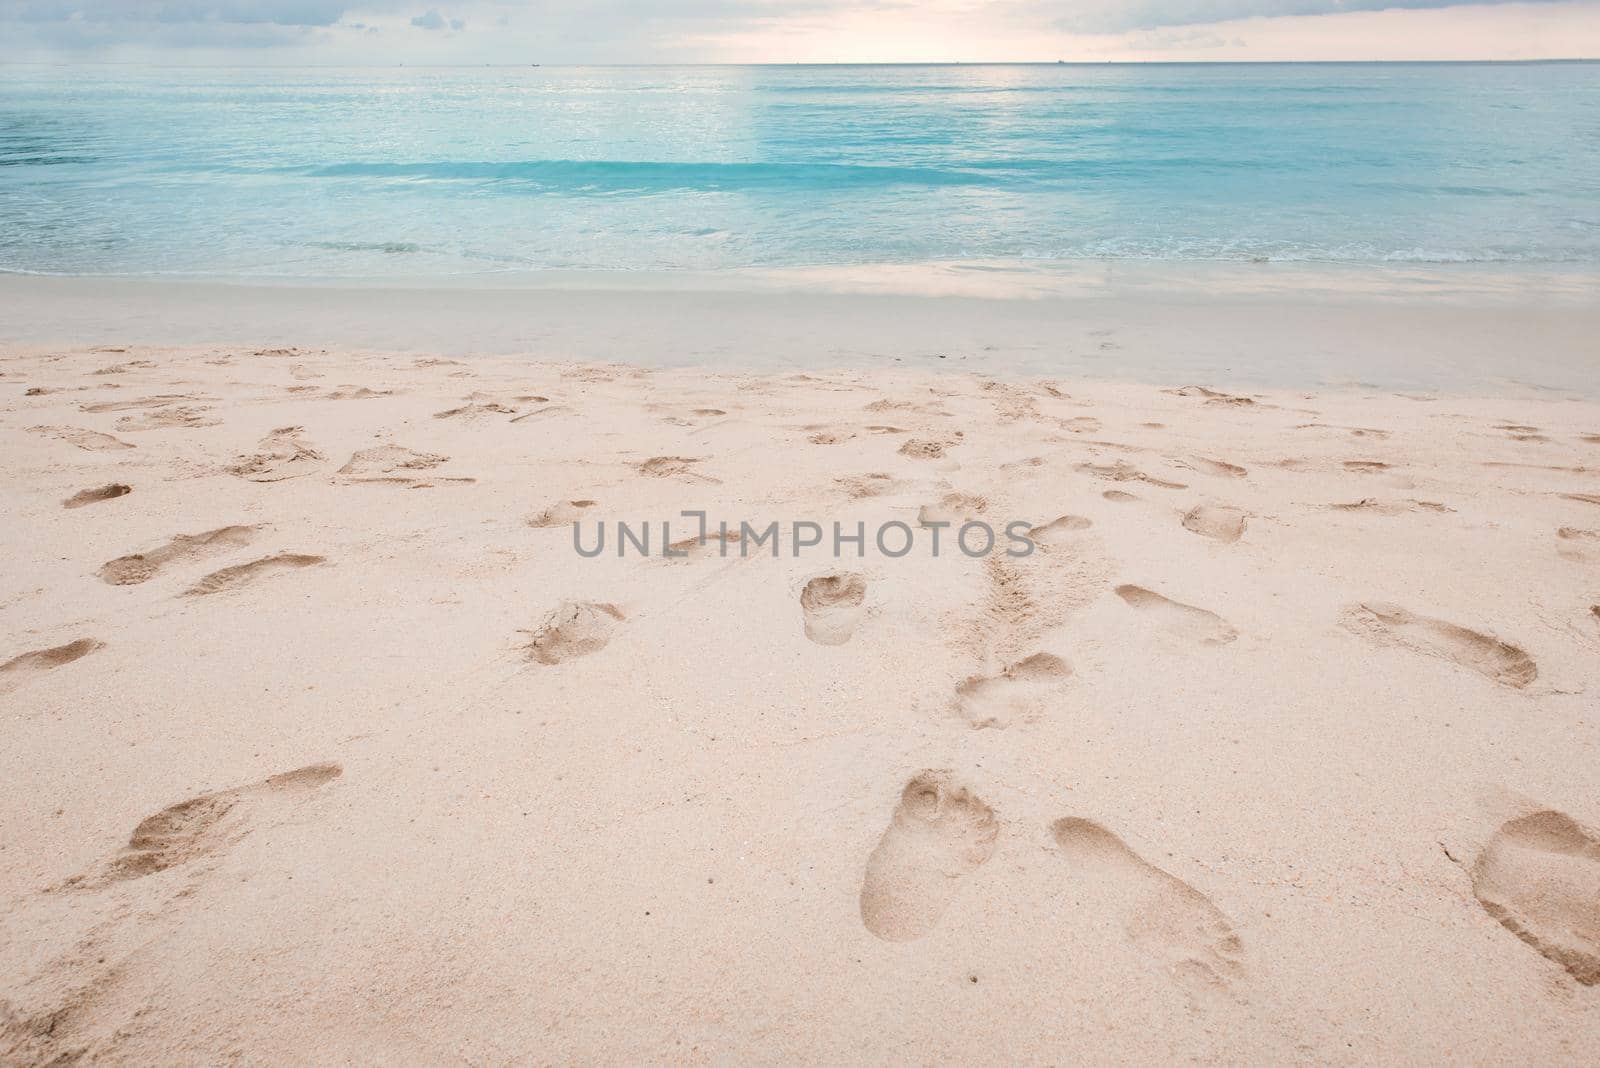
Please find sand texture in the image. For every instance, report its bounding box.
[2,342,1599,1064]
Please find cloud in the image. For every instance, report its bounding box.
[0,1,357,25]
[0,0,1589,57]
[1042,0,1574,33]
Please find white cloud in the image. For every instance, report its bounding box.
[0,0,1596,58]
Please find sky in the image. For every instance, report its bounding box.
[1,0,1597,63]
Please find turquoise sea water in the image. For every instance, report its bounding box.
[2,63,1598,278]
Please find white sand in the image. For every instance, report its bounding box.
[2,313,1599,1062]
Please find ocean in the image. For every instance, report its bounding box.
[2,62,1598,279]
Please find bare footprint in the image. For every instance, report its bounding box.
[81,394,207,413]
[1297,423,1391,440]
[98,525,259,586]
[229,426,323,482]
[1330,498,1451,515]
[860,772,998,942]
[63,483,131,509]
[1052,818,1244,998]
[1557,527,1598,562]
[1181,457,1248,479]
[27,426,135,452]
[1339,603,1536,689]
[800,573,867,645]
[327,386,395,401]
[1181,505,1247,543]
[1,638,102,689]
[1028,515,1092,547]
[1472,810,1600,984]
[1077,461,1186,491]
[1115,585,1237,646]
[898,439,950,460]
[184,553,325,596]
[527,499,599,528]
[836,473,905,499]
[917,492,986,528]
[115,406,219,432]
[433,400,514,419]
[526,601,624,664]
[1164,385,1258,408]
[954,652,1071,729]
[665,529,744,559]
[338,444,447,477]
[58,763,342,891]
[634,456,719,484]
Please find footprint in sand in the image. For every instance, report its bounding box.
[80,393,210,413]
[115,406,220,432]
[1052,818,1245,998]
[860,772,998,942]
[184,553,326,596]
[337,444,448,478]
[62,483,131,509]
[526,601,625,664]
[527,499,599,528]
[954,652,1071,729]
[27,426,135,452]
[1297,423,1391,440]
[1076,461,1187,491]
[1339,603,1536,689]
[1180,457,1248,479]
[1165,385,1258,408]
[634,456,719,484]
[98,525,259,586]
[326,386,394,401]
[1116,585,1237,646]
[917,492,986,528]
[836,473,905,500]
[58,763,342,891]
[1557,527,1598,562]
[1330,498,1451,515]
[1181,505,1248,544]
[1027,515,1093,548]
[229,426,323,482]
[433,400,514,420]
[898,439,950,460]
[1471,810,1600,985]
[665,529,744,559]
[1104,490,1139,502]
[800,573,867,645]
[1,638,103,690]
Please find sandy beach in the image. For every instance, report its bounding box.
[2,290,1598,1062]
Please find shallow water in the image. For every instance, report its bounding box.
[3,63,1599,278]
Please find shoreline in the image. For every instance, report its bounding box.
[3,265,1598,396]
